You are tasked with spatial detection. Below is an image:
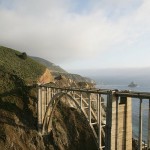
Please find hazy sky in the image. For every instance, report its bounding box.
[0,0,150,71]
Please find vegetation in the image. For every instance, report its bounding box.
[19,52,27,60]
[0,46,46,88]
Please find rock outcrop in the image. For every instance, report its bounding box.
[38,69,54,84]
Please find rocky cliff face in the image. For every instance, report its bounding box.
[0,71,97,150]
[0,71,45,150]
[0,46,97,150]
[38,68,54,84]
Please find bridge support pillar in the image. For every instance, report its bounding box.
[88,94,91,124]
[98,94,102,149]
[38,87,53,134]
[38,87,42,132]
[105,91,132,150]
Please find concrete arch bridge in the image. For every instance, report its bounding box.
[37,84,150,150]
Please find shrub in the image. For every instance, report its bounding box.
[20,52,27,60]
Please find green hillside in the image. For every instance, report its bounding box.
[0,46,46,92]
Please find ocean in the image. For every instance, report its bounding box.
[92,75,150,142]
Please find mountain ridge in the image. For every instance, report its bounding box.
[31,56,95,84]
[31,56,67,73]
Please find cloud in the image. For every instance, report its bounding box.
[0,0,150,66]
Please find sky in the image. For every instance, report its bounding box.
[0,0,150,73]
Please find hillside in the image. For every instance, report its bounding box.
[31,56,95,84]
[0,46,97,150]
[31,56,67,73]
[0,46,47,86]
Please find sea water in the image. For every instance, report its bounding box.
[93,76,150,142]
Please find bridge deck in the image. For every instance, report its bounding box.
[39,84,150,99]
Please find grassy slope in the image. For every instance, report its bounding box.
[0,46,46,92]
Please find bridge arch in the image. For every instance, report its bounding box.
[42,91,92,135]
[38,86,136,149]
